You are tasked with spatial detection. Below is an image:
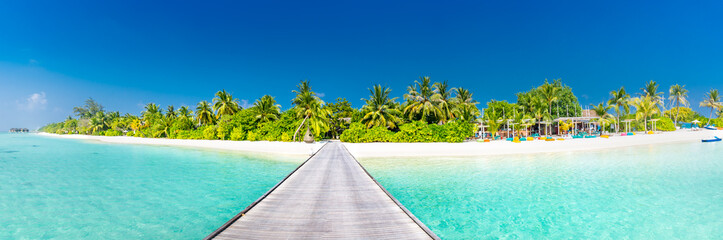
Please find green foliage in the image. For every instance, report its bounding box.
[216,115,235,140]
[246,130,260,141]
[710,118,723,127]
[664,107,695,123]
[104,129,122,136]
[655,117,676,131]
[340,121,474,143]
[230,127,246,141]
[202,125,218,140]
[340,123,394,143]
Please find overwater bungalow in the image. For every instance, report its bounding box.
[9,128,30,133]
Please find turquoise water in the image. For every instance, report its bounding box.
[0,133,300,239]
[362,142,723,239]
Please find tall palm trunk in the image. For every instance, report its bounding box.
[293,115,309,142]
[707,108,713,126]
[674,100,680,127]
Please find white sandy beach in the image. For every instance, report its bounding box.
[38,132,325,158]
[39,130,721,159]
[343,130,723,158]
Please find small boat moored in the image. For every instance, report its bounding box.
[701,136,721,143]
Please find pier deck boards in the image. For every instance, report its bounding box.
[207,142,437,239]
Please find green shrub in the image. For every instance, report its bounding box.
[246,131,259,141]
[655,117,676,131]
[202,126,218,140]
[280,132,292,142]
[444,121,475,142]
[104,129,122,136]
[230,127,246,141]
[340,121,473,143]
[710,118,723,127]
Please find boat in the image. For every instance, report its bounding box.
[704,126,717,130]
[701,136,721,143]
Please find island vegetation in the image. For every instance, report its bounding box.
[40,77,723,142]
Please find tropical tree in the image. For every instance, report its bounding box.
[538,79,561,116]
[432,80,456,123]
[195,101,215,126]
[591,102,613,119]
[153,116,174,138]
[404,76,442,124]
[89,111,108,134]
[641,80,665,105]
[142,103,161,120]
[631,96,660,131]
[291,80,329,141]
[166,105,177,119]
[213,89,240,118]
[252,95,281,123]
[591,102,613,133]
[453,87,480,121]
[608,87,630,132]
[699,89,722,126]
[178,106,193,119]
[73,98,104,119]
[360,85,402,129]
[668,84,688,126]
[481,109,503,138]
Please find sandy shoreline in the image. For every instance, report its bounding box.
[37,133,325,158]
[39,130,721,159]
[344,130,722,158]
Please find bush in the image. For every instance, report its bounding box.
[246,131,260,141]
[655,117,676,131]
[230,127,246,141]
[216,115,235,140]
[202,126,218,140]
[340,121,474,143]
[104,129,122,136]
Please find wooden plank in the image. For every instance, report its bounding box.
[206,142,438,239]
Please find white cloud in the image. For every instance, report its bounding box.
[18,92,47,111]
[240,99,253,109]
[317,92,326,98]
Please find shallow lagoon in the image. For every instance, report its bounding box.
[0,133,300,239]
[362,142,723,239]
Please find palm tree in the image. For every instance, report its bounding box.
[291,80,329,141]
[154,116,174,138]
[641,80,664,105]
[253,95,281,123]
[142,103,161,120]
[668,84,688,126]
[403,76,442,123]
[195,101,215,126]
[361,85,402,129]
[482,109,503,138]
[89,111,108,134]
[213,89,240,118]
[178,106,193,119]
[166,105,177,119]
[631,96,660,131]
[453,87,480,122]
[591,102,613,133]
[538,79,561,117]
[432,80,456,123]
[699,89,722,126]
[608,87,630,133]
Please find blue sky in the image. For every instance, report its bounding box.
[1,0,722,130]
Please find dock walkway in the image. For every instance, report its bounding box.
[206,142,438,239]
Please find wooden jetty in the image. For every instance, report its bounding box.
[206,142,438,239]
